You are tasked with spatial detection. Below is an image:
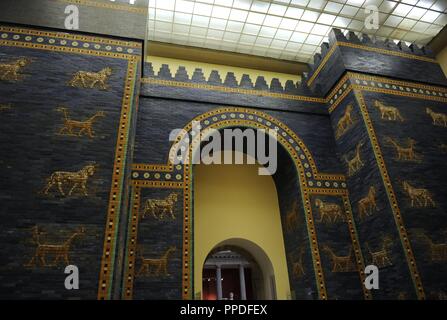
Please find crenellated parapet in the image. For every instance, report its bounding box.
[141,62,319,97]
[139,62,327,114]
[306,28,446,96]
[141,27,446,112]
[338,28,435,57]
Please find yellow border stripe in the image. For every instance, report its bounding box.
[306,44,338,87]
[97,57,139,299]
[0,40,136,59]
[0,26,142,48]
[339,42,437,63]
[123,187,141,300]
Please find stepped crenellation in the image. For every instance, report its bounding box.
[306,28,437,89]
[143,62,316,96]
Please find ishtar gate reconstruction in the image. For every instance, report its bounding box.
[0,0,446,301]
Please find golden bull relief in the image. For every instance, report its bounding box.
[42,163,97,197]
[373,100,404,121]
[68,67,112,90]
[136,246,176,277]
[402,181,435,208]
[426,108,447,127]
[322,245,356,272]
[385,137,421,162]
[357,186,378,221]
[142,193,178,220]
[0,57,32,81]
[315,198,345,224]
[25,226,85,267]
[56,107,105,138]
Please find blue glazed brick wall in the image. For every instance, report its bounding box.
[1,22,446,300]
[131,188,183,300]
[329,90,417,299]
[361,90,447,299]
[133,97,342,173]
[310,193,364,300]
[0,25,141,299]
[272,151,317,300]
[131,95,357,299]
[306,29,447,97]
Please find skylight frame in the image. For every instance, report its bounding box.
[147,0,447,63]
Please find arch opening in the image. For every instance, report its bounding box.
[193,149,292,300]
[183,112,326,300]
[202,240,276,300]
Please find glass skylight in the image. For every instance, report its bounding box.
[147,0,447,63]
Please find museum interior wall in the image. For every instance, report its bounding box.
[0,16,446,300]
[437,45,447,77]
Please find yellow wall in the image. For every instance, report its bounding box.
[437,45,447,77]
[148,56,300,87]
[193,158,291,300]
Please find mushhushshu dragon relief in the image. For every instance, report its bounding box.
[365,236,393,268]
[357,186,378,221]
[322,245,356,272]
[402,181,436,208]
[335,104,356,139]
[0,57,32,81]
[315,198,346,224]
[56,107,106,139]
[291,246,305,279]
[344,141,364,177]
[42,163,97,197]
[141,193,179,220]
[385,137,422,162]
[24,226,85,268]
[426,108,447,127]
[284,201,299,232]
[68,67,112,90]
[136,246,177,277]
[373,100,404,122]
